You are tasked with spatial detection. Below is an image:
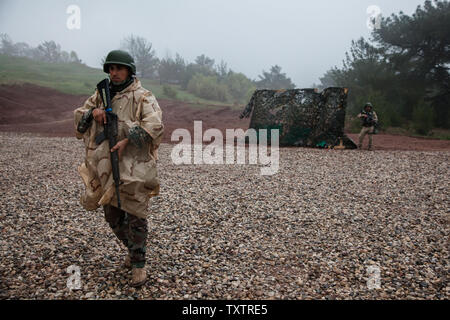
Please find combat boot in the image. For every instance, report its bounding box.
[131,268,147,287]
[123,254,131,269]
[368,146,374,151]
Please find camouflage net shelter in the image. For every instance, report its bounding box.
[240,87,357,149]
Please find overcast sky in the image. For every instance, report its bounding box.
[0,0,426,87]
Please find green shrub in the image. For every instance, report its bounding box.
[224,72,256,104]
[187,73,229,102]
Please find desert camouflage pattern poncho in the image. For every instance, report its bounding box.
[74,78,164,218]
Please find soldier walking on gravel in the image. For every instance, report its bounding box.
[73,50,164,287]
[357,102,378,151]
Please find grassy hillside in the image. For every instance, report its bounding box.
[0,54,103,95]
[0,54,240,108]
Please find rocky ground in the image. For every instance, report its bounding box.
[0,132,448,300]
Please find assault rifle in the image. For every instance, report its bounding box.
[361,110,379,134]
[95,78,122,209]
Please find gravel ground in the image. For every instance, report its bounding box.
[0,132,448,300]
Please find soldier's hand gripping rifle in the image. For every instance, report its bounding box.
[95,78,122,209]
[367,113,379,135]
[362,111,379,134]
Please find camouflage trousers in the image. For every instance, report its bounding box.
[358,126,375,149]
[103,205,148,268]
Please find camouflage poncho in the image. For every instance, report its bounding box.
[74,78,164,218]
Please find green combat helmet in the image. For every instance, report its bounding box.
[103,50,136,75]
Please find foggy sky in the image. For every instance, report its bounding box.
[0,0,426,87]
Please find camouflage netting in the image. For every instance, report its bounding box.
[240,88,357,149]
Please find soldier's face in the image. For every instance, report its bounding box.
[109,64,130,83]
[365,106,371,112]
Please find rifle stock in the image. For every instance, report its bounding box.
[96,78,122,209]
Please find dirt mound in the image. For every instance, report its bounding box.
[0,84,87,136]
[0,83,449,151]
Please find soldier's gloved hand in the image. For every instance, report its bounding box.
[111,138,129,160]
[93,108,107,125]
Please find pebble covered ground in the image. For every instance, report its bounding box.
[0,132,448,300]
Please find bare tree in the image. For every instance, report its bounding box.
[216,59,229,81]
[0,33,17,56]
[121,35,159,78]
[14,42,31,57]
[70,51,81,63]
[37,41,62,63]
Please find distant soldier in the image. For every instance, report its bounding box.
[357,102,378,151]
[73,50,164,287]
